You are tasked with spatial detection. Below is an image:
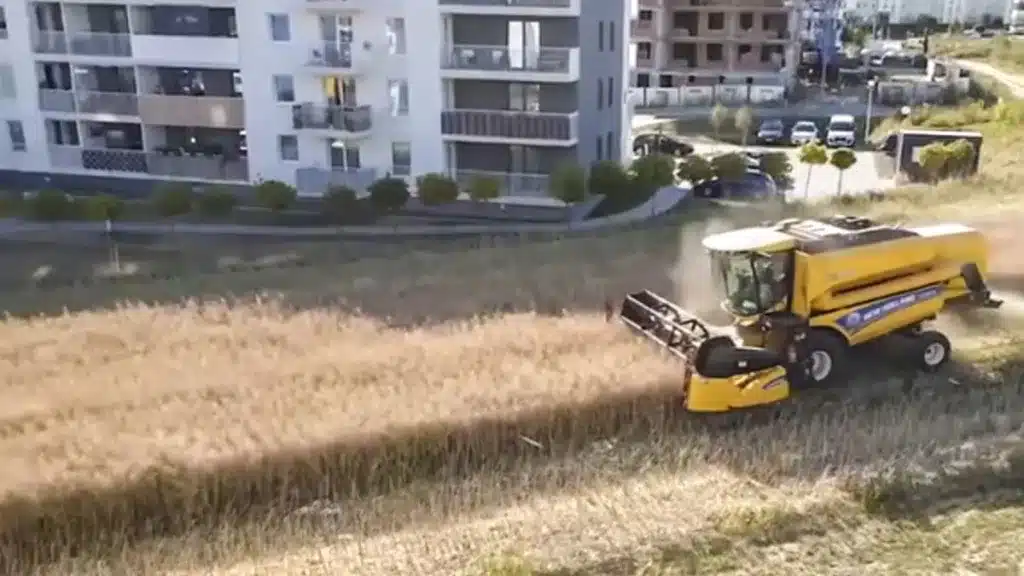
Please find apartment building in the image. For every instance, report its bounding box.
[630,0,802,87]
[844,0,1011,24]
[0,0,631,198]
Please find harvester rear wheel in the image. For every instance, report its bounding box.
[801,329,849,388]
[915,330,951,373]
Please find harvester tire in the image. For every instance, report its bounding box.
[802,329,849,388]
[915,330,951,373]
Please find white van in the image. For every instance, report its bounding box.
[826,114,857,148]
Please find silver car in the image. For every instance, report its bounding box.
[790,121,819,146]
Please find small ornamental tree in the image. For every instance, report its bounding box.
[255,180,297,214]
[734,106,756,146]
[368,176,410,215]
[587,160,631,199]
[798,142,829,200]
[28,189,76,221]
[152,183,194,226]
[416,173,460,206]
[758,152,795,193]
[629,154,676,197]
[829,148,858,196]
[196,186,238,219]
[676,154,714,188]
[467,175,501,202]
[711,152,748,182]
[710,104,731,145]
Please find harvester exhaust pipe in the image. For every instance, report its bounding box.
[619,290,713,359]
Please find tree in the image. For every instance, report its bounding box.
[416,173,460,206]
[758,152,795,193]
[829,148,858,196]
[734,106,756,147]
[84,194,125,222]
[467,175,501,202]
[368,176,410,215]
[196,187,238,219]
[548,163,586,219]
[254,180,296,214]
[798,142,829,200]
[152,183,193,229]
[710,104,731,145]
[629,154,676,197]
[945,139,976,178]
[321,185,359,224]
[711,153,748,182]
[587,160,631,199]
[676,154,714,188]
[917,141,950,182]
[27,190,76,221]
[852,27,869,49]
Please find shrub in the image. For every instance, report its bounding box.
[945,139,977,178]
[917,142,950,182]
[676,155,714,187]
[587,161,631,199]
[711,153,748,182]
[548,164,586,205]
[758,152,794,191]
[0,191,24,217]
[196,187,238,219]
[27,189,76,221]
[416,173,460,206]
[369,176,410,214]
[254,180,297,213]
[152,183,194,220]
[467,175,501,202]
[322,185,359,223]
[629,154,676,196]
[83,194,125,222]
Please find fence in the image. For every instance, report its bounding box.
[630,85,786,108]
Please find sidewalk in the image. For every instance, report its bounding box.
[953,59,1024,98]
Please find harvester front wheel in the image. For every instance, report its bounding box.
[915,330,951,372]
[802,329,849,388]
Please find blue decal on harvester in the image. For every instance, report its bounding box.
[837,285,943,333]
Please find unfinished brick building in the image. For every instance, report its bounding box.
[631,0,802,87]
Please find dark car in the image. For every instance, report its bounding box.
[693,170,778,199]
[632,133,694,157]
[756,120,785,144]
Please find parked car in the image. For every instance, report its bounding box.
[790,121,819,146]
[756,119,786,145]
[692,170,777,199]
[825,114,857,148]
[632,133,694,157]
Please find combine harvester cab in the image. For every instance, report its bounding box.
[619,215,1003,413]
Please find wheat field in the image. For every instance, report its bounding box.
[4,115,1024,574]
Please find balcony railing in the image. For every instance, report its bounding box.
[49,146,248,181]
[292,104,373,133]
[441,109,578,142]
[38,89,76,113]
[444,45,576,74]
[69,32,132,57]
[452,170,549,197]
[78,91,139,115]
[33,30,68,54]
[295,166,378,194]
[139,94,245,129]
[308,42,356,68]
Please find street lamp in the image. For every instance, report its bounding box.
[864,78,877,144]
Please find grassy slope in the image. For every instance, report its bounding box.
[932,35,1024,75]
[3,104,1024,575]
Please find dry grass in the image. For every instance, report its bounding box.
[933,35,1024,74]
[3,107,1024,573]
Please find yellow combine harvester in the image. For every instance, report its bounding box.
[620,215,1003,413]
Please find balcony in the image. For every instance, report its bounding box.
[33,30,68,54]
[295,166,379,195]
[131,34,239,67]
[38,90,76,113]
[441,109,578,145]
[442,45,579,82]
[452,170,549,198]
[49,145,248,181]
[138,95,245,129]
[438,0,580,16]
[37,89,140,116]
[306,42,377,75]
[68,32,133,57]
[291,104,373,137]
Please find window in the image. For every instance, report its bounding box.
[606,132,614,161]
[739,12,753,30]
[597,78,603,109]
[0,65,15,99]
[328,140,360,169]
[637,42,652,60]
[636,73,650,88]
[278,135,298,161]
[7,121,26,152]
[268,13,290,42]
[47,119,79,146]
[609,22,615,51]
[672,11,688,28]
[596,136,602,161]
[273,75,294,102]
[639,9,653,21]
[391,141,411,175]
[707,43,723,61]
[0,7,7,38]
[509,83,539,111]
[598,22,604,50]
[386,18,406,55]
[658,74,673,88]
[607,77,613,108]
[707,13,724,30]
[388,79,408,116]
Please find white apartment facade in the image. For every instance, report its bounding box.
[0,0,632,197]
